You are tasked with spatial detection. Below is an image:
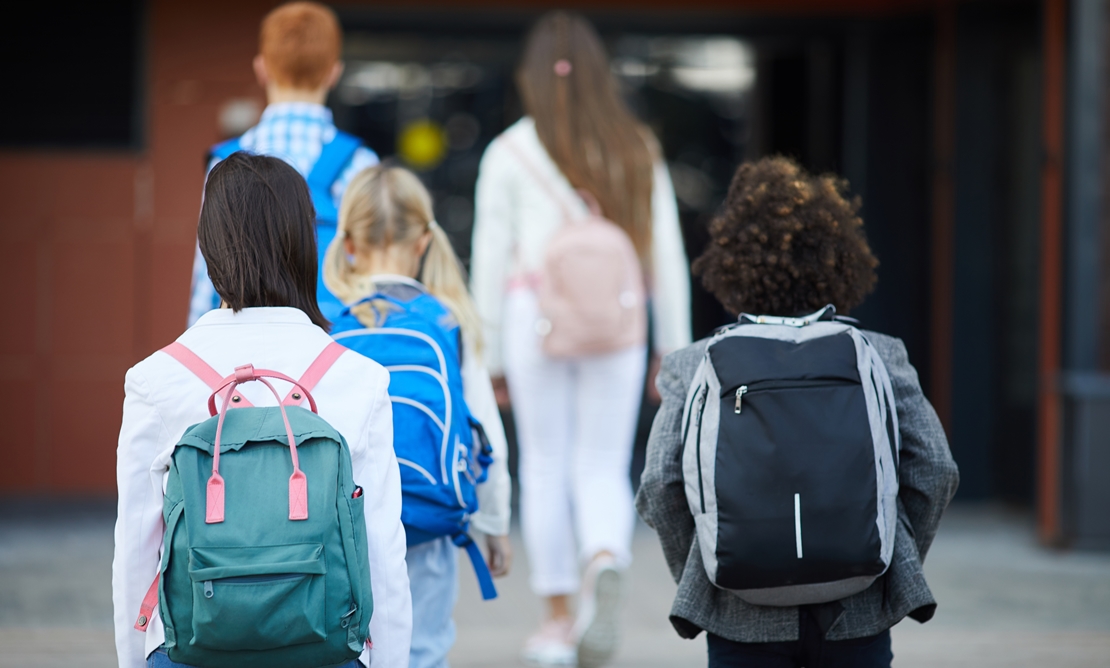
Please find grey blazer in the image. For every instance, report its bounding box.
[635,331,959,642]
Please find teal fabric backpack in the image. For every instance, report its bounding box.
[134,342,373,668]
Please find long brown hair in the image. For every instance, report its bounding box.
[517,11,656,263]
[199,152,329,330]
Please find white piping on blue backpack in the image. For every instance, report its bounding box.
[390,396,446,435]
[386,365,452,485]
[451,434,467,508]
[334,328,449,377]
[397,458,437,485]
[334,328,452,485]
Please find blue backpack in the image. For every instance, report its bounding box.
[331,291,498,600]
[209,132,362,323]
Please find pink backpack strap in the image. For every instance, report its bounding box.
[161,342,254,408]
[134,573,159,631]
[283,342,347,407]
[502,136,575,220]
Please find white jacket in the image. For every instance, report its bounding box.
[471,117,692,375]
[112,307,412,667]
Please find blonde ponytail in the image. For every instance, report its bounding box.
[324,165,484,353]
[420,220,484,353]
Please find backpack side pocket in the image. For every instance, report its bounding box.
[339,489,374,652]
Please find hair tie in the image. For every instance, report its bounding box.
[554,59,573,77]
[428,220,441,232]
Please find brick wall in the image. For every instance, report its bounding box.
[0,0,271,494]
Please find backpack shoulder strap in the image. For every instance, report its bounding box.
[501,136,573,220]
[307,131,362,192]
[283,342,348,407]
[161,342,255,408]
[207,137,242,164]
[306,131,362,223]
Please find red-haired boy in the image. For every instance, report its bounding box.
[188,2,379,325]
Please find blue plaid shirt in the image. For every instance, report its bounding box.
[189,102,379,325]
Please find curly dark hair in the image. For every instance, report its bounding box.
[692,156,878,317]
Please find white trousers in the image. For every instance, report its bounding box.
[503,290,647,596]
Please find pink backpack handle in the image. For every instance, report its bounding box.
[206,365,309,524]
[206,368,317,417]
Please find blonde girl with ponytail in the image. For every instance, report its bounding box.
[325,166,482,343]
[325,165,513,668]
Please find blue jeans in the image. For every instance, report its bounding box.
[147,649,364,667]
[706,608,893,668]
[407,536,459,668]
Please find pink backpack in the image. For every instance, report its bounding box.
[505,137,647,358]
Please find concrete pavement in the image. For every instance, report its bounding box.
[2,502,1108,667]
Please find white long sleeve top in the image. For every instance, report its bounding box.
[112,307,412,668]
[362,274,512,537]
[470,117,692,375]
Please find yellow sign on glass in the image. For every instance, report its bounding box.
[398,119,448,170]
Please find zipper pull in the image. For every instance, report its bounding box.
[734,386,748,414]
[203,581,214,599]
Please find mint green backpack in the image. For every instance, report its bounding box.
[133,342,373,668]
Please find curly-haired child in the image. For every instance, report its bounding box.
[635,156,960,668]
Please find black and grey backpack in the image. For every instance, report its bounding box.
[681,305,899,606]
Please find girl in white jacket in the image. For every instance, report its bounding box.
[470,11,692,668]
[323,165,513,668]
[112,152,412,668]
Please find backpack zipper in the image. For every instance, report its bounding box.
[693,387,708,513]
[201,572,305,598]
[727,378,852,416]
[734,386,748,414]
[681,384,701,445]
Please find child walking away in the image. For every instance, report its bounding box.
[471,11,691,667]
[324,165,513,668]
[635,156,959,668]
[113,153,412,668]
[189,1,379,326]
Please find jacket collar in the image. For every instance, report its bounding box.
[191,306,312,327]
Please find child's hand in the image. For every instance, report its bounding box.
[491,376,511,409]
[486,533,513,577]
[646,354,662,405]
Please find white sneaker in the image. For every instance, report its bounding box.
[574,556,623,668]
[521,617,576,666]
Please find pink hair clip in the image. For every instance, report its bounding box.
[554,59,573,77]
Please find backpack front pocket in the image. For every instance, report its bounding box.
[188,543,327,651]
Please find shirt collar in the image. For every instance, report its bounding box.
[191,306,313,327]
[259,102,333,125]
[368,274,427,291]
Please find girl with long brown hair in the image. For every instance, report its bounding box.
[470,11,691,667]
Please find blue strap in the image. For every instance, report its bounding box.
[307,131,362,190]
[307,131,362,223]
[468,417,494,484]
[453,533,498,601]
[208,137,242,162]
